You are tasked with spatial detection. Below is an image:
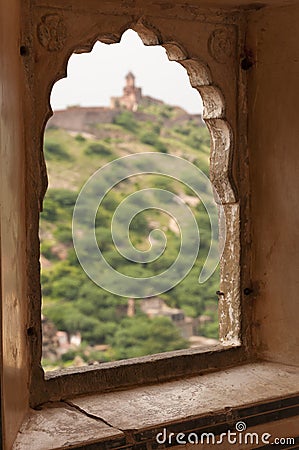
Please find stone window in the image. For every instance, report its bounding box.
[23,8,246,406]
[3,1,299,448]
[40,30,223,369]
[1,4,256,447]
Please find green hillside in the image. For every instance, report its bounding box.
[41,105,219,370]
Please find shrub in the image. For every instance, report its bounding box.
[144,122,160,135]
[140,131,157,146]
[159,105,174,119]
[53,225,73,244]
[113,111,137,132]
[186,128,210,149]
[129,212,148,233]
[41,241,57,261]
[47,189,77,208]
[155,140,168,153]
[41,197,58,221]
[51,276,82,301]
[61,349,77,362]
[140,132,167,153]
[174,125,190,136]
[44,141,71,160]
[186,134,202,149]
[84,142,112,156]
[75,134,86,142]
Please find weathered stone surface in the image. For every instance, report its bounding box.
[169,415,299,449]
[12,363,299,449]
[68,362,299,430]
[13,404,124,450]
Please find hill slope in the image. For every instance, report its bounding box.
[41,104,219,370]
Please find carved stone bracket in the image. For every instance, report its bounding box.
[37,14,67,52]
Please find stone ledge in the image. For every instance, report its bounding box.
[40,345,246,405]
[13,362,299,450]
[12,402,124,450]
[68,361,299,431]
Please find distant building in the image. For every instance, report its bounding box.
[127,298,136,317]
[110,71,142,111]
[140,297,197,340]
[46,71,204,131]
[70,331,82,347]
[56,331,69,354]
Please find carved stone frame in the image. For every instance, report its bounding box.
[23,3,249,407]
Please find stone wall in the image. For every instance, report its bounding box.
[47,104,204,132]
[47,107,118,132]
[248,3,299,365]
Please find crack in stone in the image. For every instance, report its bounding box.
[63,400,124,432]
[64,401,141,445]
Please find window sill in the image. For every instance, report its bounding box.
[38,345,246,405]
[13,361,299,449]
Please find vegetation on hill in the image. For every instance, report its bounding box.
[41,104,219,370]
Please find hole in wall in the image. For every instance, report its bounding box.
[20,45,28,56]
[40,29,220,371]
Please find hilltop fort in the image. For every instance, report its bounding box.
[47,72,204,132]
[110,71,143,111]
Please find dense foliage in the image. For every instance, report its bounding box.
[41,104,219,369]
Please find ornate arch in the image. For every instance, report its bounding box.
[37,17,237,206]
[27,13,241,404]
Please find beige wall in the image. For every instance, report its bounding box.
[0,0,30,447]
[248,5,299,365]
[0,0,299,447]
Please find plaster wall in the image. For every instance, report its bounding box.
[0,0,30,448]
[247,5,299,365]
[1,0,299,447]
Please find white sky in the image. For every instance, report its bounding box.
[50,30,203,114]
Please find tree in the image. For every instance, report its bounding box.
[109,316,187,360]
